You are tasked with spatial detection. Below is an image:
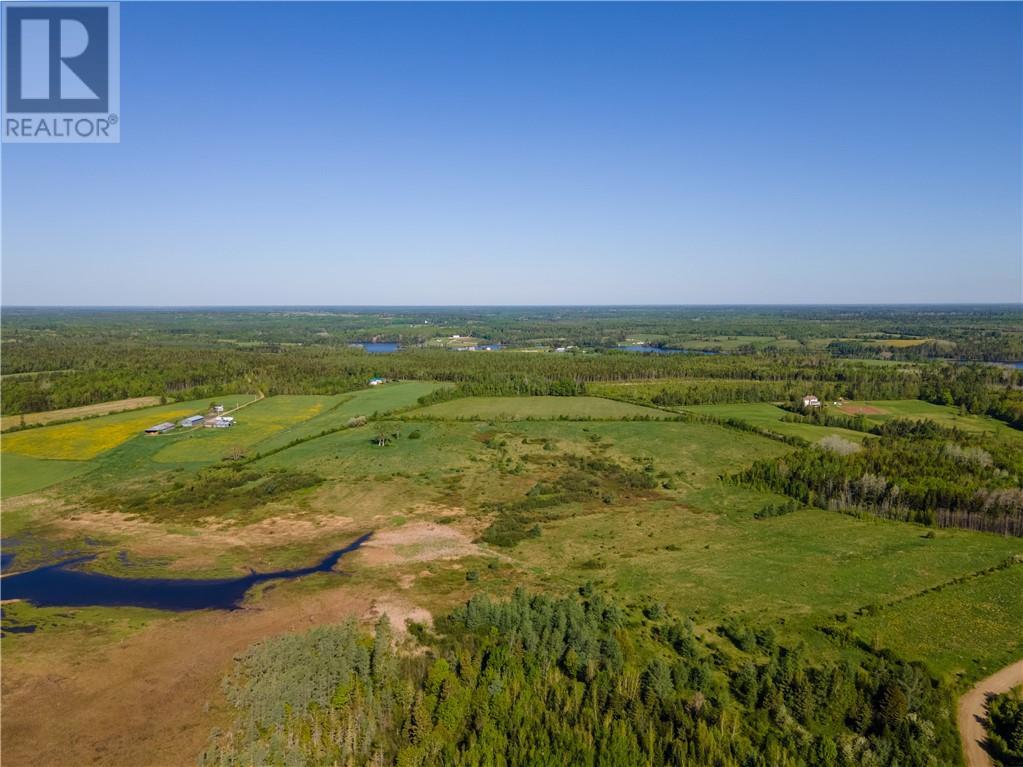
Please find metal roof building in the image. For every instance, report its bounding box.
[179,415,204,427]
[144,422,176,434]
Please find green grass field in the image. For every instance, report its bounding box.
[408,396,672,421]
[0,452,96,498]
[833,399,1021,437]
[852,563,1023,680]
[683,402,872,443]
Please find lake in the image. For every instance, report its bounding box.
[357,342,399,353]
[619,345,716,355]
[0,533,371,612]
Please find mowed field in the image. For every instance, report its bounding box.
[0,384,445,498]
[1,395,255,461]
[832,399,1021,436]
[152,395,342,463]
[0,396,163,432]
[683,402,872,442]
[0,452,96,499]
[408,395,672,420]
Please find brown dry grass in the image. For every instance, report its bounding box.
[835,403,887,415]
[357,521,482,568]
[1,582,378,767]
[1,397,163,432]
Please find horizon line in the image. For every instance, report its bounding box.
[2,302,1022,311]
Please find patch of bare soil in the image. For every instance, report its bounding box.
[364,598,434,635]
[836,403,887,415]
[357,521,483,568]
[1,583,378,767]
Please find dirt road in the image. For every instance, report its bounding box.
[958,659,1023,767]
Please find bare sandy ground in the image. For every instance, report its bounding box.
[358,521,481,567]
[958,659,1023,767]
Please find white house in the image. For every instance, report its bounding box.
[369,378,386,386]
[802,395,821,408]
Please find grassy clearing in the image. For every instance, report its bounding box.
[833,399,1020,436]
[0,396,163,432]
[852,563,1023,681]
[0,452,96,498]
[507,485,1022,669]
[1,395,254,461]
[408,396,671,421]
[507,420,790,487]
[683,402,872,443]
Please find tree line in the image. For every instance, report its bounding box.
[200,587,960,767]
[734,420,1023,536]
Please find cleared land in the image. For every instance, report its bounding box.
[1,395,255,461]
[408,395,672,420]
[853,563,1023,680]
[683,402,872,442]
[833,399,1020,436]
[1,453,96,499]
[0,397,163,432]
[2,391,1021,766]
[153,395,342,463]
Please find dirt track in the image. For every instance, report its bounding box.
[958,659,1023,767]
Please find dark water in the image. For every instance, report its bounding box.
[619,345,716,355]
[0,533,371,612]
[352,342,399,353]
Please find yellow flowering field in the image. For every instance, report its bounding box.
[1,396,253,461]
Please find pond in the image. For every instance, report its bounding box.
[618,345,716,355]
[0,533,371,612]
[350,342,399,353]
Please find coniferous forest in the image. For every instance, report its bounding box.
[201,589,959,767]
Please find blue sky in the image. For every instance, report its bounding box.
[2,1,1020,305]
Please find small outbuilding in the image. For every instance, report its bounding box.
[144,422,176,435]
[369,378,386,386]
[212,405,225,414]
[802,395,822,408]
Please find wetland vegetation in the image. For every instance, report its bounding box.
[1,306,1021,766]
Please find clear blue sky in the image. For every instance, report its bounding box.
[2,1,1021,305]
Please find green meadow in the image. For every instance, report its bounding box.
[852,563,1023,680]
[408,395,671,421]
[834,399,1022,437]
[0,453,96,499]
[683,402,872,442]
[4,390,1021,687]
